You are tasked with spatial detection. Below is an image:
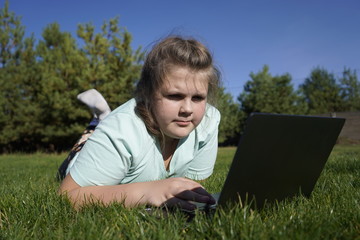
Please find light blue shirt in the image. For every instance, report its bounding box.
[69,98,221,187]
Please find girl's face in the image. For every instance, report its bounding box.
[153,67,208,141]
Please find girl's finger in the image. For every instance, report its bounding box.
[163,197,196,211]
[191,187,216,204]
[175,188,213,204]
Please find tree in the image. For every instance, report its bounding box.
[77,17,144,109]
[2,36,41,151]
[0,1,24,68]
[299,67,344,114]
[216,87,243,145]
[0,1,39,151]
[238,65,306,117]
[0,3,144,152]
[339,68,360,111]
[35,23,89,150]
[32,19,143,151]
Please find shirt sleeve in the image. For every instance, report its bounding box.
[69,113,146,187]
[185,105,221,180]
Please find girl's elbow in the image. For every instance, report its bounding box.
[58,174,81,196]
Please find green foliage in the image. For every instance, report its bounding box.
[35,23,89,149]
[299,67,345,114]
[1,35,41,151]
[340,68,360,111]
[77,17,144,108]
[0,1,40,151]
[238,65,307,117]
[216,87,243,145]
[1,146,359,239]
[0,3,144,152]
[238,65,360,121]
[0,0,24,67]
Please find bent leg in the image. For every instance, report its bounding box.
[57,89,111,181]
[57,125,96,181]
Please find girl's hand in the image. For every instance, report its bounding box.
[144,177,215,211]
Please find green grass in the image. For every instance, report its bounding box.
[0,146,359,239]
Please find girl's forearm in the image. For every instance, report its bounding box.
[65,182,151,208]
[59,174,214,210]
[59,174,152,208]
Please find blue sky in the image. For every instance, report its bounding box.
[6,0,360,98]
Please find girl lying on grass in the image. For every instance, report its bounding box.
[58,36,221,211]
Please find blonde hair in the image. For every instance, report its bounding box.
[134,36,221,138]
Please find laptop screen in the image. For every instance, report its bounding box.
[218,113,345,208]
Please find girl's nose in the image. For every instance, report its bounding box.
[180,99,193,115]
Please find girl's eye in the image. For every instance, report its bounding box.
[192,95,205,102]
[167,94,183,100]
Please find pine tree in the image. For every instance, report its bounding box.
[4,36,41,151]
[300,67,344,114]
[0,1,38,151]
[35,23,89,150]
[340,68,360,111]
[238,65,306,116]
[0,3,144,151]
[216,87,243,145]
[77,17,144,109]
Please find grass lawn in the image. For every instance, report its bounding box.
[0,145,359,239]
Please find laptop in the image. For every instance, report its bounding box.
[198,113,345,211]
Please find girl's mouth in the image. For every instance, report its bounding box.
[174,120,191,126]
